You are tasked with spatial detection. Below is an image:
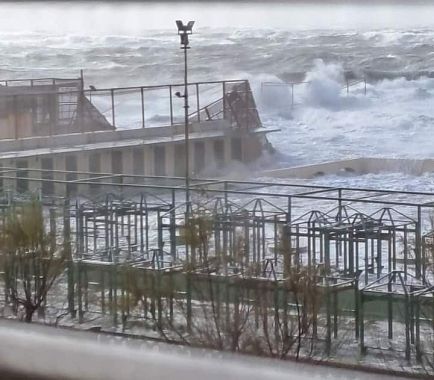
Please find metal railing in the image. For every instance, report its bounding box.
[83,79,252,130]
[0,77,81,87]
[0,78,261,139]
[261,77,367,108]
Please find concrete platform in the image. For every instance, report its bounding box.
[263,157,434,179]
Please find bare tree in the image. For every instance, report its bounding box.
[180,212,321,358]
[117,208,321,360]
[0,200,66,322]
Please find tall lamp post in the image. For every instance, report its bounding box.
[176,20,194,212]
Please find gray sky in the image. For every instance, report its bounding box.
[0,1,433,33]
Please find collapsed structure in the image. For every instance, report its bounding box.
[0,76,273,188]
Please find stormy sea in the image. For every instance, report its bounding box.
[2,1,434,190]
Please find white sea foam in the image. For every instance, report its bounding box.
[260,60,434,180]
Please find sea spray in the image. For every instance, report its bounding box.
[304,59,344,109]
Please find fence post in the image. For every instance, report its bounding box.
[222,81,226,119]
[169,85,173,126]
[141,87,145,128]
[186,272,192,332]
[196,83,200,122]
[405,293,411,361]
[415,296,422,362]
[13,95,18,140]
[64,200,75,317]
[111,89,116,128]
[354,276,359,339]
[78,87,84,133]
[360,291,365,354]
[50,208,56,252]
[245,80,249,129]
[415,206,422,279]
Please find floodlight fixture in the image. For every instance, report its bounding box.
[176,20,195,47]
[176,20,194,34]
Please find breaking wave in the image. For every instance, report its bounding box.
[262,59,434,172]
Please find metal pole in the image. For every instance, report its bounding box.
[196,83,200,122]
[141,87,145,128]
[79,71,85,133]
[169,85,173,126]
[354,276,359,339]
[326,285,331,355]
[360,291,365,354]
[64,200,74,317]
[111,89,115,128]
[183,45,190,210]
[388,279,393,339]
[416,206,422,279]
[222,81,226,119]
[415,296,421,362]
[405,293,411,361]
[13,95,18,140]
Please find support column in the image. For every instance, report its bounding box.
[64,201,75,317]
[360,291,366,355]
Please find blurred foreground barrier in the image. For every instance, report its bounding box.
[0,320,411,380]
